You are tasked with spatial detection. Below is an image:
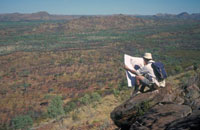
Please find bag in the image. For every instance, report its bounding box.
[151,62,167,81]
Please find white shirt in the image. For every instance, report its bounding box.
[136,60,160,86]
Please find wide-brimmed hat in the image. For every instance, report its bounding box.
[143,53,152,60]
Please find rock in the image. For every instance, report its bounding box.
[174,96,184,105]
[130,104,192,130]
[185,65,194,71]
[183,84,200,110]
[166,110,200,130]
[192,97,200,110]
[111,73,200,130]
[110,85,176,129]
[185,84,200,99]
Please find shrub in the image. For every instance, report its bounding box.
[136,101,150,116]
[48,88,54,93]
[0,123,10,130]
[47,96,64,118]
[90,92,101,102]
[118,79,128,91]
[23,83,31,89]
[193,62,198,71]
[72,110,80,121]
[64,102,76,114]
[11,115,33,130]
[175,65,183,73]
[78,94,90,105]
[19,70,30,77]
[113,88,120,97]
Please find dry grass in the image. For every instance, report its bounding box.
[35,94,121,130]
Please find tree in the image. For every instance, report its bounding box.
[47,96,64,118]
[11,115,33,130]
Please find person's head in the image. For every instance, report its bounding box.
[143,53,152,65]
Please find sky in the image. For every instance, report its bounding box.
[0,0,200,15]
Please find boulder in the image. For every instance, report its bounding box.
[166,110,200,130]
[111,84,200,129]
[111,73,200,130]
[110,85,176,129]
[130,104,192,130]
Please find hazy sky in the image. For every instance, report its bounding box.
[0,0,200,15]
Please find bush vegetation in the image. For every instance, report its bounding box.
[64,92,102,114]
[0,17,200,127]
[47,96,64,118]
[64,102,76,114]
[11,115,33,130]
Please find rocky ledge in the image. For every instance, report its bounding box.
[111,72,200,130]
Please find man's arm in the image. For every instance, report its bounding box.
[124,65,138,75]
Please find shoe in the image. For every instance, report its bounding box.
[131,91,141,97]
[151,89,159,94]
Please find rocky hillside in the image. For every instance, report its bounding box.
[32,15,153,33]
[63,15,152,32]
[28,68,200,130]
[111,70,200,129]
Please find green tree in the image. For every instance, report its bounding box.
[11,115,33,130]
[47,96,64,118]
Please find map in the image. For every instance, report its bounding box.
[124,54,144,87]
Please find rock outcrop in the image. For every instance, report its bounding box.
[111,73,200,130]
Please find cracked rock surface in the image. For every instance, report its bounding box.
[111,72,200,130]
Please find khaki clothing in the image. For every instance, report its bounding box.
[136,60,164,87]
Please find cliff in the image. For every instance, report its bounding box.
[111,71,200,130]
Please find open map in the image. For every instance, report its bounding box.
[124,54,144,87]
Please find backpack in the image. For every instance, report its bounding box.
[151,62,167,81]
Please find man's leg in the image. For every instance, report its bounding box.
[132,75,145,96]
[137,76,156,93]
[140,85,146,93]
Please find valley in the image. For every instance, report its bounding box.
[0,13,200,129]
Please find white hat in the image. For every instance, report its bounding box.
[143,53,152,60]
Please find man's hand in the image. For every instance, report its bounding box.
[124,65,129,70]
[124,64,137,75]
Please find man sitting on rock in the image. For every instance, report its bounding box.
[124,53,160,96]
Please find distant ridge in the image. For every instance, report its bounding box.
[0,11,81,21]
[177,12,190,17]
[0,11,200,21]
[33,14,153,33]
[151,12,200,20]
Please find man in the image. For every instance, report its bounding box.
[124,53,160,95]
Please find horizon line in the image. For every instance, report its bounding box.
[0,11,200,16]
